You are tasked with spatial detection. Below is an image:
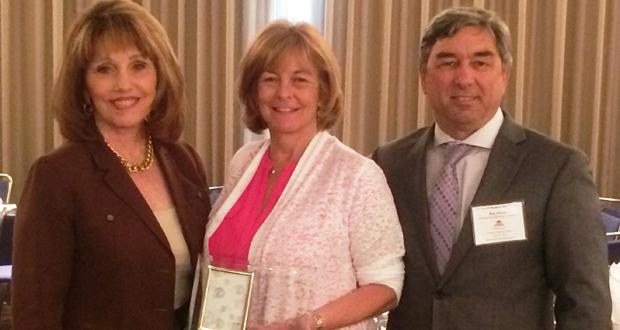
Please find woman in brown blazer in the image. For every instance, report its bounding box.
[11,1,211,329]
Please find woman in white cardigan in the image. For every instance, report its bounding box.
[204,20,405,329]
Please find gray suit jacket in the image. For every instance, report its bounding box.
[372,114,611,329]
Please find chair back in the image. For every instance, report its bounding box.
[602,197,620,217]
[601,197,620,264]
[0,205,15,285]
[0,207,15,266]
[0,174,12,203]
[208,186,223,205]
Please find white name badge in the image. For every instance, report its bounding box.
[471,201,527,245]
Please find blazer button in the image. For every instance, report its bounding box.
[197,191,203,198]
[434,289,448,300]
[105,214,114,222]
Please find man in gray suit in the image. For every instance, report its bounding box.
[372,7,611,329]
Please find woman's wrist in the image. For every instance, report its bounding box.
[310,312,325,330]
[295,311,326,330]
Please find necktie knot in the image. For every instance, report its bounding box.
[443,143,471,167]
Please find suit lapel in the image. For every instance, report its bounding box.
[440,114,528,282]
[90,140,171,251]
[399,128,443,281]
[472,114,528,205]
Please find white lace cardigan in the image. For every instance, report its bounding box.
[204,131,405,328]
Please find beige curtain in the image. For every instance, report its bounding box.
[1,0,619,202]
[325,0,620,197]
[0,0,246,201]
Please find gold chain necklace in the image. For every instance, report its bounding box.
[105,135,154,173]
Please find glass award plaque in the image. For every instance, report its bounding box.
[188,256,254,330]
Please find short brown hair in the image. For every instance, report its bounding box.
[419,7,513,73]
[238,20,342,133]
[54,0,186,142]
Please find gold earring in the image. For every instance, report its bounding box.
[82,102,93,115]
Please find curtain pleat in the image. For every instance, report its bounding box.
[0,0,619,201]
[324,0,620,198]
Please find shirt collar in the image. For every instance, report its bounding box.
[433,108,504,149]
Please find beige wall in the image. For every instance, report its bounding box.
[1,0,619,202]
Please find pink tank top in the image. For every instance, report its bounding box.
[208,150,296,267]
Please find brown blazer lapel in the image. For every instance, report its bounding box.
[155,145,203,255]
[89,141,171,251]
[440,114,528,282]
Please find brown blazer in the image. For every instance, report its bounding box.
[12,138,211,329]
[372,114,611,329]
